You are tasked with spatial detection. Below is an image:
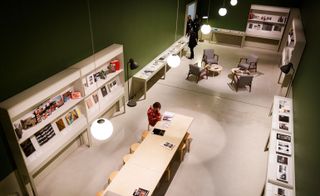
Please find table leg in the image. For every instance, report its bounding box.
[164,65,166,79]
[122,95,126,113]
[264,133,270,152]
[277,71,282,84]
[144,81,147,100]
[261,183,266,196]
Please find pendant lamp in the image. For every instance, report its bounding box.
[230,0,237,6]
[167,54,181,68]
[91,118,113,140]
[219,0,228,16]
[200,0,212,35]
[201,24,211,35]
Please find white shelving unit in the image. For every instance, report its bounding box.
[244,5,290,51]
[0,44,125,196]
[279,8,306,95]
[69,44,125,126]
[265,96,295,196]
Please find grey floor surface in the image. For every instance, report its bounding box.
[37,41,283,196]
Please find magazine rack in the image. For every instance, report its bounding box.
[0,44,125,195]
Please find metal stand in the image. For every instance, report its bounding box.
[127,99,137,107]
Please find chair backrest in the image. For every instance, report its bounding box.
[204,49,215,59]
[247,54,258,64]
[238,75,253,86]
[189,63,201,75]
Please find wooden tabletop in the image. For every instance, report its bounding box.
[104,113,193,196]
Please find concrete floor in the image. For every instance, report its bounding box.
[37,41,283,196]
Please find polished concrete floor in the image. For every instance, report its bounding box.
[37,41,283,196]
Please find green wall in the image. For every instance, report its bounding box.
[197,0,300,31]
[0,0,185,180]
[292,1,320,195]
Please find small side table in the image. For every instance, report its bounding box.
[206,64,223,76]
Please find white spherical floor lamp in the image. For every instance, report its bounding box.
[91,118,113,141]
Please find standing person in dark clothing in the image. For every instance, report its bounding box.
[186,15,193,36]
[193,14,201,40]
[188,29,198,59]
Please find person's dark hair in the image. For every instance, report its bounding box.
[153,102,161,109]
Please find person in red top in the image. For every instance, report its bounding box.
[147,102,162,127]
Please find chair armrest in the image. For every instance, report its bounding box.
[214,54,219,62]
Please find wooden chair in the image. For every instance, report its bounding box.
[107,170,119,184]
[141,130,149,142]
[231,74,254,92]
[130,143,140,153]
[122,154,132,165]
[202,49,219,65]
[179,143,187,162]
[186,63,208,83]
[96,191,104,196]
[237,54,258,72]
[165,167,171,182]
[185,132,192,153]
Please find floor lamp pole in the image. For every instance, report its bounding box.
[127,62,137,107]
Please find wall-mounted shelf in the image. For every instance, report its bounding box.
[0,43,125,195]
[244,4,290,51]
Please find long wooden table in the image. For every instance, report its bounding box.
[103,113,193,196]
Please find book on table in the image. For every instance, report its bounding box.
[153,128,165,136]
[133,187,149,196]
[160,141,175,150]
[163,111,175,121]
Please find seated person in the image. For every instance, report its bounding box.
[147,102,162,127]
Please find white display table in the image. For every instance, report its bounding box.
[132,37,188,99]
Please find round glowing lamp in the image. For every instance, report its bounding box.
[230,0,238,6]
[201,24,211,35]
[218,8,227,16]
[167,54,181,68]
[90,118,113,140]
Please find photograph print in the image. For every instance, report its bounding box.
[100,86,108,97]
[65,109,79,125]
[276,163,288,183]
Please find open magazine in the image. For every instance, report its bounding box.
[133,187,149,196]
[163,111,175,121]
